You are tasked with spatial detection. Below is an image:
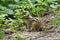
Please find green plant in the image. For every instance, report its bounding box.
[15,33,24,40]
[0,0,60,31]
[0,31,4,39]
[51,16,60,25]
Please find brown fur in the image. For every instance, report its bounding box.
[22,14,55,31]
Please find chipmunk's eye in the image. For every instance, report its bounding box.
[27,14,29,16]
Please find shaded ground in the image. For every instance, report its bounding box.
[3,31,60,40]
[2,24,60,40]
[20,31,60,40]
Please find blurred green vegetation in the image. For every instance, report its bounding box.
[0,0,60,30]
[0,0,60,39]
[0,0,60,31]
[0,31,4,39]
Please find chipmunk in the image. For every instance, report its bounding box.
[22,13,55,31]
[31,14,55,31]
[22,13,33,31]
[31,17,42,31]
[22,13,41,31]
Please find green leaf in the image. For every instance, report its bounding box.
[0,31,4,38]
[14,0,19,3]
[4,9,14,14]
[15,33,24,40]
[8,4,20,10]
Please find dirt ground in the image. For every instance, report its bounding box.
[3,26,60,40]
[20,31,60,40]
[2,31,60,40]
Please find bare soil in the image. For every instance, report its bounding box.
[20,31,60,40]
[3,30,60,40]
